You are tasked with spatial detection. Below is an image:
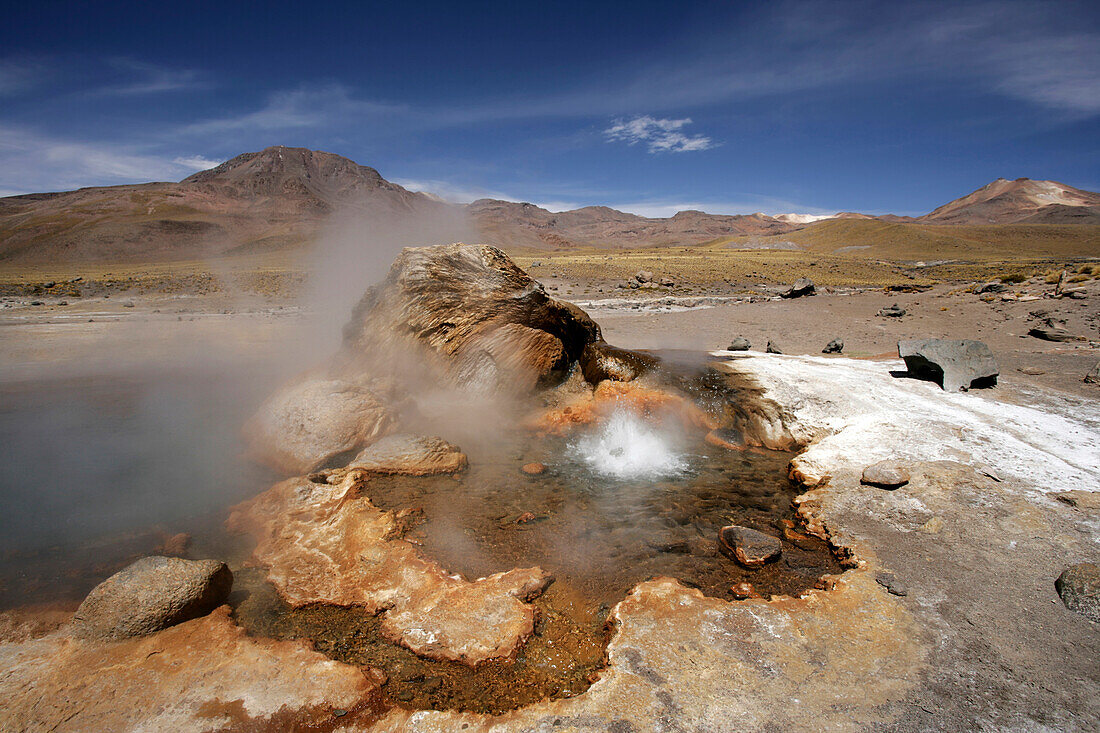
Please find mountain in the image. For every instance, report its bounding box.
[2,148,1098,264]
[919,178,1100,225]
[468,200,795,249]
[0,146,452,262]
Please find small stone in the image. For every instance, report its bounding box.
[43,281,56,288]
[1017,367,1045,375]
[730,582,757,599]
[122,300,135,308]
[156,532,192,557]
[861,460,910,489]
[521,462,547,475]
[875,572,909,597]
[765,341,783,354]
[1055,563,1100,622]
[659,277,674,287]
[822,338,843,354]
[727,337,751,351]
[718,526,782,568]
[977,282,1006,294]
[634,270,654,283]
[516,512,536,524]
[877,303,906,317]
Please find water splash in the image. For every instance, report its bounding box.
[570,408,687,479]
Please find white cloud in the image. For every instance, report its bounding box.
[991,33,1100,114]
[173,155,223,171]
[0,125,208,192]
[604,116,716,153]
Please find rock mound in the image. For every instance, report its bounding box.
[71,556,232,641]
[898,339,998,392]
[341,244,601,391]
[348,434,467,475]
[244,377,396,475]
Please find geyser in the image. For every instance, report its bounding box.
[570,407,687,479]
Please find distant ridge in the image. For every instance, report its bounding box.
[919,177,1100,225]
[1,147,1098,263]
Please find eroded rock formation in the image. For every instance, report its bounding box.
[226,469,550,664]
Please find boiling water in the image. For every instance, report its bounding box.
[569,408,687,479]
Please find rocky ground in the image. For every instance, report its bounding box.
[0,251,1097,731]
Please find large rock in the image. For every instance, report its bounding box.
[70,556,232,641]
[244,377,396,475]
[1055,563,1100,623]
[226,470,551,664]
[898,339,998,392]
[340,244,602,390]
[348,434,467,475]
[727,336,752,351]
[781,277,815,298]
[1028,326,1083,343]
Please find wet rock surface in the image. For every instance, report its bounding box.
[227,470,550,664]
[244,376,396,474]
[70,556,232,641]
[349,434,468,475]
[862,460,911,489]
[718,525,783,567]
[898,338,999,392]
[580,341,659,383]
[0,607,385,731]
[1056,563,1100,622]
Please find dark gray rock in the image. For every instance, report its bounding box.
[1029,327,1082,343]
[765,341,783,354]
[822,338,844,354]
[977,282,1007,294]
[875,572,909,597]
[878,303,906,318]
[718,526,782,568]
[1055,563,1100,622]
[898,339,999,392]
[727,337,751,351]
[71,556,233,641]
[1085,362,1100,384]
[659,277,675,287]
[862,460,911,488]
[780,277,815,299]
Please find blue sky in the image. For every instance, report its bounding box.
[1,0,1098,216]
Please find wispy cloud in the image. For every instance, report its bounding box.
[95,59,204,96]
[609,197,835,219]
[0,125,206,192]
[182,84,407,135]
[604,116,716,153]
[172,155,223,171]
[0,59,44,96]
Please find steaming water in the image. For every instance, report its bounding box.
[569,408,687,479]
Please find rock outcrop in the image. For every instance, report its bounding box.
[70,556,232,641]
[1055,563,1100,622]
[348,434,467,475]
[898,339,998,392]
[0,607,384,731]
[244,377,397,475]
[340,244,602,392]
[227,469,550,664]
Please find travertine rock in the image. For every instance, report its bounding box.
[348,434,467,475]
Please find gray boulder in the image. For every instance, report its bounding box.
[71,556,232,641]
[780,277,815,299]
[718,526,782,568]
[766,340,783,354]
[634,270,654,284]
[727,337,751,351]
[1029,327,1082,343]
[1055,563,1100,623]
[822,338,844,354]
[878,303,906,318]
[898,339,998,392]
